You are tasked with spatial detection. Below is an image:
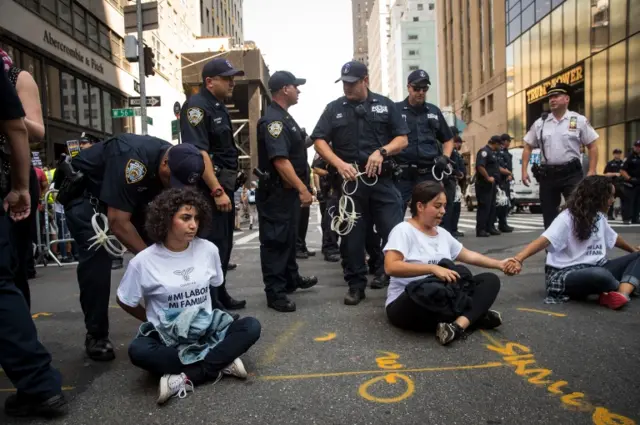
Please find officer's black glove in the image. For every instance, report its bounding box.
[434,155,451,173]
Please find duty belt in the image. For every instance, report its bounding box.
[540,158,581,174]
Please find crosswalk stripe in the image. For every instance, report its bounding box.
[235,231,261,245]
[457,218,543,230]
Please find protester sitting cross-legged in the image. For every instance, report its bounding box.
[384,181,517,346]
[116,188,261,405]
[505,175,640,309]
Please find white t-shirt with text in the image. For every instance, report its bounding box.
[117,238,224,329]
[382,221,463,307]
[542,210,617,269]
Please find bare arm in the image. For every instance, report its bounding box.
[273,158,308,193]
[442,139,453,158]
[620,170,631,181]
[614,235,640,253]
[514,236,551,264]
[1,119,31,191]
[455,247,504,270]
[313,167,328,177]
[522,144,532,174]
[383,135,408,155]
[117,297,147,322]
[16,71,45,141]
[199,150,223,192]
[499,167,512,176]
[314,139,344,169]
[586,142,598,176]
[384,250,440,277]
[476,165,491,181]
[107,207,148,254]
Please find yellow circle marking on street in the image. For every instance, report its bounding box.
[358,372,415,404]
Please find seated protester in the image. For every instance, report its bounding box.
[507,176,640,309]
[116,188,261,405]
[384,181,515,346]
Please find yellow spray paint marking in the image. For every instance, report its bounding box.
[375,351,404,370]
[313,332,337,342]
[517,308,567,317]
[31,312,53,319]
[481,331,636,424]
[358,373,415,404]
[0,386,74,393]
[259,321,304,366]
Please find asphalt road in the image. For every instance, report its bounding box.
[2,210,639,425]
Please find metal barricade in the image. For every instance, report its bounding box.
[38,189,78,267]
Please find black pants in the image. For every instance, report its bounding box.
[128,317,261,386]
[13,166,39,307]
[496,182,511,228]
[452,201,462,232]
[622,184,640,223]
[476,181,497,233]
[365,222,383,276]
[385,272,501,332]
[319,197,339,254]
[296,205,310,252]
[395,173,456,232]
[201,188,237,301]
[65,196,113,339]
[340,177,403,292]
[0,215,63,400]
[257,187,301,301]
[539,169,583,229]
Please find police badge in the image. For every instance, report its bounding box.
[125,159,147,184]
[268,121,283,138]
[187,107,204,126]
[569,116,578,130]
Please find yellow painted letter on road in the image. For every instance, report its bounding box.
[313,332,337,342]
[592,407,636,425]
[375,351,404,370]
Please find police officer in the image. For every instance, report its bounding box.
[296,129,316,259]
[62,135,204,361]
[180,57,246,310]
[311,61,409,305]
[523,82,599,228]
[620,140,640,224]
[312,153,341,262]
[475,136,503,237]
[394,69,455,228]
[450,133,466,237]
[0,65,67,418]
[256,71,318,312]
[495,133,514,233]
[604,148,624,220]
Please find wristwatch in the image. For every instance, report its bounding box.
[211,187,224,198]
[378,147,388,158]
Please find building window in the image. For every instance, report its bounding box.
[58,0,73,35]
[591,0,610,53]
[488,94,494,112]
[408,34,418,40]
[99,24,111,59]
[76,79,90,128]
[40,0,57,24]
[200,0,204,23]
[429,3,434,10]
[489,0,494,77]
[73,5,86,43]
[413,16,419,21]
[409,65,419,71]
[417,3,424,10]
[61,72,77,124]
[408,49,418,56]
[480,0,485,83]
[46,66,61,119]
[90,85,102,131]
[480,98,486,116]
[87,16,99,52]
[206,9,210,32]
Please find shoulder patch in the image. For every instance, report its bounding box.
[125,159,147,184]
[267,121,284,138]
[187,107,205,126]
[481,151,487,158]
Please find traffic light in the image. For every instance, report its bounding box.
[143,46,155,77]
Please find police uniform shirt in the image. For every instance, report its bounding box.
[394,99,453,166]
[475,146,500,183]
[523,111,598,165]
[257,103,308,184]
[497,148,513,177]
[452,149,466,177]
[622,152,640,180]
[180,87,238,170]
[72,134,170,213]
[311,91,410,166]
[0,66,24,121]
[604,158,624,174]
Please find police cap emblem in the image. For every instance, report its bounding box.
[188,172,200,184]
[125,159,147,184]
[187,107,204,126]
[267,121,284,138]
[343,63,351,74]
[420,71,426,77]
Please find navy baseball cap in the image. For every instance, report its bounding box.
[500,133,513,142]
[548,82,572,97]
[168,144,205,188]
[202,58,245,81]
[489,135,503,144]
[269,71,306,92]
[335,61,368,83]
[408,69,430,86]
[613,148,622,153]
[79,132,100,145]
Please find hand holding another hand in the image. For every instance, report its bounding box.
[500,258,522,276]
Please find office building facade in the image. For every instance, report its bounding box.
[198,0,244,45]
[367,0,390,95]
[506,0,640,171]
[352,0,370,65]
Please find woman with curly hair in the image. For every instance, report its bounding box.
[116,188,261,405]
[507,176,640,308]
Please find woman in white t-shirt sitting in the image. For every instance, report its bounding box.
[384,181,514,346]
[117,188,261,405]
[507,176,640,308]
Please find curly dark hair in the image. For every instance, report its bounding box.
[145,187,212,244]
[564,176,614,241]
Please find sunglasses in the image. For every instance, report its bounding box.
[411,86,429,92]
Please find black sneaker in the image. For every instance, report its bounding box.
[267,298,296,312]
[435,322,467,346]
[476,230,490,237]
[498,225,514,233]
[297,276,318,289]
[296,251,309,259]
[4,393,68,418]
[370,274,389,289]
[475,310,503,330]
[344,289,366,305]
[85,335,115,361]
[452,231,465,237]
[488,228,502,236]
[324,252,340,262]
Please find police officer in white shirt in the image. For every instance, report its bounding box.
[522,82,599,228]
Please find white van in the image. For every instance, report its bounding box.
[509,147,542,214]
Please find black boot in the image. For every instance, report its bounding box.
[344,289,366,305]
[4,393,68,418]
[370,274,389,289]
[267,296,296,312]
[85,334,115,361]
[218,284,246,310]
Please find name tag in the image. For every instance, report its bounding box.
[372,105,388,114]
[427,113,438,120]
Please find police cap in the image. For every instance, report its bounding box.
[167,144,205,188]
[335,61,368,83]
[500,133,513,142]
[613,148,622,154]
[269,71,306,92]
[407,69,430,86]
[489,135,503,145]
[202,58,245,81]
[547,82,572,97]
[79,132,100,145]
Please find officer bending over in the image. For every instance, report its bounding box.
[495,134,514,233]
[60,135,204,361]
[394,70,455,229]
[257,71,318,312]
[180,58,246,310]
[475,136,503,237]
[312,61,409,305]
[450,134,466,237]
[620,140,640,224]
[604,148,624,220]
[523,83,599,228]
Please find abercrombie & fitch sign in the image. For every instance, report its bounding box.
[43,30,105,74]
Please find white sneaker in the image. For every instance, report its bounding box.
[222,358,247,379]
[157,373,194,405]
